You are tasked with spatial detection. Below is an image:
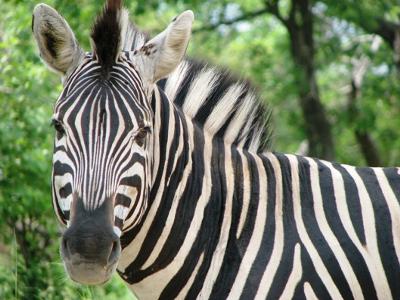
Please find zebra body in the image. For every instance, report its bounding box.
[118,86,400,299]
[31,1,400,299]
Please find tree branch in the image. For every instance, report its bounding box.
[193,8,269,33]
[347,16,400,70]
[264,0,288,26]
[369,19,400,50]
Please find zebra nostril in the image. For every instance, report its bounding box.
[62,236,70,259]
[112,241,117,252]
[108,240,121,264]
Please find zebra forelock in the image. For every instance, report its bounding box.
[91,0,129,78]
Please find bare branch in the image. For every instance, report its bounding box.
[264,0,288,25]
[193,8,269,33]
[192,0,292,34]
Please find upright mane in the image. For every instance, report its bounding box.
[91,0,129,78]
[124,10,273,153]
[158,60,272,152]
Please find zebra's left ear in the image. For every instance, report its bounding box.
[32,4,84,76]
[132,10,194,85]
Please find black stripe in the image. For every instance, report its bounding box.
[53,161,73,176]
[357,167,400,298]
[300,247,332,299]
[332,164,366,245]
[59,183,72,199]
[127,111,184,271]
[120,92,172,248]
[383,168,400,199]
[318,161,376,299]
[262,154,300,299]
[208,147,245,298]
[240,155,277,299]
[194,71,236,125]
[173,60,204,107]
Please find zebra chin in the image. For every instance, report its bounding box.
[61,231,121,285]
[63,260,118,285]
[60,231,121,285]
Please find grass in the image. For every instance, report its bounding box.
[0,235,134,300]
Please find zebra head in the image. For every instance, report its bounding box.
[32,1,193,285]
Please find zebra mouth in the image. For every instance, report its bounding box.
[64,260,117,285]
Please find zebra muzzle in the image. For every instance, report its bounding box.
[60,198,121,285]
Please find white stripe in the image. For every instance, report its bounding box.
[119,97,178,265]
[176,253,205,299]
[279,243,302,300]
[114,205,130,221]
[113,226,122,237]
[164,61,189,101]
[255,153,284,299]
[182,68,217,118]
[205,83,243,133]
[304,282,318,300]
[228,154,267,299]
[322,161,394,299]
[224,92,257,145]
[59,195,72,212]
[236,149,251,238]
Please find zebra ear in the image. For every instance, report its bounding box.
[32,4,84,76]
[133,10,194,84]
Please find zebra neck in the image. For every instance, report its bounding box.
[117,86,238,294]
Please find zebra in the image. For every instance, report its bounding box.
[32,0,400,299]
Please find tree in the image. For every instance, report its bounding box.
[187,0,399,164]
[264,0,335,160]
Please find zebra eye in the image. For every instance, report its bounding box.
[134,126,151,145]
[51,119,65,137]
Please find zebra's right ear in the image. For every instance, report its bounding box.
[132,10,194,86]
[32,4,84,76]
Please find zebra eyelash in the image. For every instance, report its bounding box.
[51,119,66,136]
[132,126,151,143]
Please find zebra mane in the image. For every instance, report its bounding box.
[159,60,272,152]
[124,22,272,153]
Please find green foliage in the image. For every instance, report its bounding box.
[0,0,399,298]
[0,0,132,298]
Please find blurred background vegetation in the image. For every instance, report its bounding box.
[0,0,399,298]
